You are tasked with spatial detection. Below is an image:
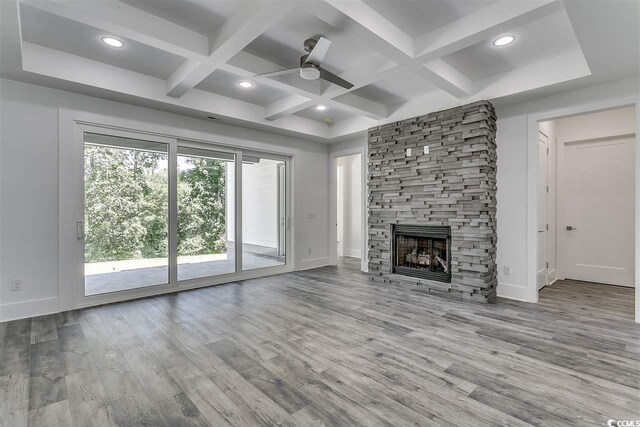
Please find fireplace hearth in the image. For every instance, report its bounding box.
[392,225,451,283]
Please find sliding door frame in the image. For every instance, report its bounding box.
[62,118,293,311]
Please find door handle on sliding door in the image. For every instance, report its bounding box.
[76,221,84,240]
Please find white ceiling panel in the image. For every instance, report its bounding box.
[364,0,495,38]
[119,0,236,37]
[20,3,185,79]
[294,104,356,124]
[196,69,290,106]
[442,8,581,81]
[360,70,438,105]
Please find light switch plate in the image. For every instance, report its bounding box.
[406,148,411,156]
[423,145,429,154]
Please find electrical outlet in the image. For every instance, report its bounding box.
[10,280,22,291]
[503,266,511,276]
[405,148,411,156]
[423,145,429,155]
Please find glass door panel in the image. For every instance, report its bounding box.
[242,157,286,271]
[177,146,235,280]
[83,132,169,296]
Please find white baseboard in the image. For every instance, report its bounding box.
[0,297,59,322]
[497,282,533,302]
[548,268,558,284]
[297,257,330,271]
[343,249,361,258]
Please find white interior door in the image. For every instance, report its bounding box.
[537,131,549,289]
[336,165,344,257]
[277,163,286,258]
[563,136,635,286]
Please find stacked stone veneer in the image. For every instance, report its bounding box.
[368,100,497,303]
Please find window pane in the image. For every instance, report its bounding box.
[242,158,286,270]
[177,147,235,280]
[84,133,168,296]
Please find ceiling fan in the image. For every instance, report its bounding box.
[254,37,354,90]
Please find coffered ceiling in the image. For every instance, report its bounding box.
[1,0,638,142]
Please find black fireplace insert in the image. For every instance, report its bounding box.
[392,225,451,282]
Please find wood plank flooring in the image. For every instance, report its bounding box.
[1,258,638,426]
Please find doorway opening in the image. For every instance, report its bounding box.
[536,106,636,318]
[336,153,363,263]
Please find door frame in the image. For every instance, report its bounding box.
[526,96,640,322]
[536,129,549,290]
[329,145,368,273]
[59,110,294,312]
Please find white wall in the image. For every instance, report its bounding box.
[554,107,636,141]
[242,159,279,249]
[495,77,639,305]
[0,78,331,321]
[336,153,362,258]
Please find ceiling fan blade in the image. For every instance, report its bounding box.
[319,67,354,90]
[305,37,331,64]
[254,68,298,78]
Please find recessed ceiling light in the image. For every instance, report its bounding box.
[237,81,254,88]
[315,104,327,111]
[101,36,124,48]
[493,35,515,47]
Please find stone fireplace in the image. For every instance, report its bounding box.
[368,101,497,303]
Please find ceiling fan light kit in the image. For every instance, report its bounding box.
[254,36,354,90]
[300,62,320,80]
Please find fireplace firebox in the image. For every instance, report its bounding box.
[392,225,451,283]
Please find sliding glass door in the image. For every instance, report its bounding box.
[83,133,169,296]
[242,157,287,271]
[78,126,290,301]
[177,145,235,281]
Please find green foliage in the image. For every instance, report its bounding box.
[84,145,227,263]
[177,157,227,256]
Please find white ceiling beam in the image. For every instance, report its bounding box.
[265,95,314,121]
[328,115,380,139]
[422,59,473,98]
[166,2,294,98]
[311,1,472,99]
[20,41,331,138]
[322,56,399,98]
[414,0,562,61]
[19,0,209,59]
[322,0,413,57]
[331,92,388,119]
[385,50,591,124]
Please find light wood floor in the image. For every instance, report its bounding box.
[1,258,638,426]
